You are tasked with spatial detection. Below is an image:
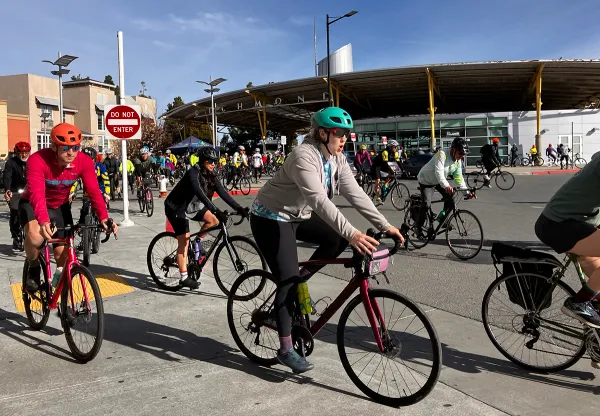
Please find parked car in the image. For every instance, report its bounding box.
[402,154,433,177]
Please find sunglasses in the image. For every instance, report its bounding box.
[328,128,350,138]
[60,145,81,152]
[205,160,217,165]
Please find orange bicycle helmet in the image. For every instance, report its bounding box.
[51,123,82,146]
[14,141,31,152]
[492,137,499,144]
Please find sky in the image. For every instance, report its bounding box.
[2,0,600,117]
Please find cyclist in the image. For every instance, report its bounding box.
[69,147,111,205]
[558,143,569,169]
[479,138,501,188]
[119,153,135,193]
[103,148,119,199]
[250,107,404,373]
[19,123,116,292]
[415,137,474,237]
[3,142,30,249]
[353,144,372,184]
[529,144,538,162]
[535,153,600,332]
[370,139,400,202]
[164,146,247,289]
[133,147,154,193]
[251,148,263,182]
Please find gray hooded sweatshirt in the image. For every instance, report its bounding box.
[254,137,392,241]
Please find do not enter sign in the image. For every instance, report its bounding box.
[104,104,142,140]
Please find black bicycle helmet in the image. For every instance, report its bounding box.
[82,147,98,160]
[450,137,468,153]
[196,146,218,165]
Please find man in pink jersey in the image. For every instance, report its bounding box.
[20,123,117,292]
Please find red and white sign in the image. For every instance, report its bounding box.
[350,132,356,142]
[382,136,387,145]
[104,104,142,140]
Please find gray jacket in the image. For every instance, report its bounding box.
[254,137,392,241]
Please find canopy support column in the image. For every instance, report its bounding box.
[426,68,437,151]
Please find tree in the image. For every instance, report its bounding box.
[138,119,170,154]
[246,81,253,88]
[139,81,151,98]
[165,96,185,113]
[70,74,84,81]
[103,75,115,85]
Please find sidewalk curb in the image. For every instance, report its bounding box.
[531,169,578,175]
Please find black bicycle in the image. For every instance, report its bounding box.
[137,176,154,217]
[147,210,267,295]
[78,198,104,267]
[369,162,410,211]
[466,164,515,191]
[402,187,483,260]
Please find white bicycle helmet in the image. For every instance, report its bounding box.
[387,140,399,147]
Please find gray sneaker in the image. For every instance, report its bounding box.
[561,297,600,328]
[277,349,314,374]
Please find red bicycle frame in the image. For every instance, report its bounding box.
[299,257,387,352]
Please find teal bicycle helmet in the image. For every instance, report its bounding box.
[311,107,353,129]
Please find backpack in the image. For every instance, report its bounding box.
[490,242,561,311]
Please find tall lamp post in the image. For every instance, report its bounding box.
[326,10,357,107]
[40,109,52,149]
[196,76,226,152]
[42,53,78,123]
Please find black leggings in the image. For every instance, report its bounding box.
[250,213,349,337]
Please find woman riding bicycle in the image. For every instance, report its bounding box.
[249,106,404,373]
[164,146,247,290]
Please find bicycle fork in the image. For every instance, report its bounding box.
[359,280,387,352]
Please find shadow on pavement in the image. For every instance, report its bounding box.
[100,313,370,402]
[0,308,78,363]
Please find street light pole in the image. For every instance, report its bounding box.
[43,52,78,123]
[196,76,226,153]
[326,10,358,107]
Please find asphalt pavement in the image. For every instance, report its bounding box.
[0,174,598,416]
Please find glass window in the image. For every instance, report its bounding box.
[40,105,53,121]
[465,118,487,127]
[354,125,363,133]
[466,127,488,137]
[97,136,110,153]
[467,137,488,147]
[440,119,464,128]
[397,121,418,130]
[37,134,50,150]
[418,120,440,130]
[488,117,508,126]
[376,122,396,130]
[97,112,105,131]
[488,127,508,137]
[441,128,465,138]
[360,124,375,132]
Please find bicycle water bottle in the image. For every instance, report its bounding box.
[437,210,446,221]
[381,184,388,197]
[297,282,313,315]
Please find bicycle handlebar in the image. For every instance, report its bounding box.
[218,207,250,226]
[366,228,402,259]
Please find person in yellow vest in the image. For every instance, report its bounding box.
[120,154,135,193]
[166,149,177,166]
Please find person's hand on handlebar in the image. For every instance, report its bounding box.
[235,205,249,219]
[385,225,405,245]
[40,222,56,240]
[4,190,11,201]
[445,185,454,195]
[350,231,379,255]
[101,218,118,235]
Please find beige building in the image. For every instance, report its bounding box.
[0,74,156,153]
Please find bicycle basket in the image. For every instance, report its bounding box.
[491,242,560,311]
[363,242,390,276]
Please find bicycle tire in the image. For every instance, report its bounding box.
[147,231,183,291]
[481,274,585,373]
[146,190,154,217]
[138,194,145,212]
[91,215,101,254]
[575,158,587,169]
[61,264,105,362]
[22,258,51,330]
[494,171,515,191]
[337,289,441,407]
[213,235,267,296]
[82,215,92,267]
[403,207,431,250]
[390,182,410,211]
[239,177,251,195]
[466,172,485,190]
[521,157,530,167]
[227,269,279,366]
[445,209,483,260]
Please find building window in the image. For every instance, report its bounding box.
[97,136,110,154]
[97,111,105,130]
[37,134,51,150]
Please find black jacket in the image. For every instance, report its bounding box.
[165,165,241,218]
[103,156,119,174]
[3,156,26,192]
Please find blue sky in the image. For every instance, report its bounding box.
[2,0,599,116]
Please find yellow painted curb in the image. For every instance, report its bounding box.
[11,273,135,313]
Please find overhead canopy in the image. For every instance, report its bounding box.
[168,136,211,154]
[35,96,78,113]
[160,59,600,132]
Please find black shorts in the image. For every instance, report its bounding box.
[165,206,209,236]
[18,199,73,241]
[535,214,597,254]
[371,165,390,180]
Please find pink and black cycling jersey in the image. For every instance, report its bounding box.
[355,151,372,168]
[21,148,109,225]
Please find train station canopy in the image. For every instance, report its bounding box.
[160,59,600,134]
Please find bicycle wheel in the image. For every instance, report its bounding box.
[213,236,267,296]
[82,215,92,267]
[390,182,410,211]
[494,171,515,191]
[22,258,51,330]
[337,289,441,407]
[61,264,104,363]
[466,172,485,190]
[403,206,431,250]
[146,189,154,217]
[147,231,183,291]
[227,269,279,366]
[138,193,145,212]
[362,175,373,196]
[534,157,545,167]
[575,158,587,169]
[482,274,585,372]
[445,209,483,260]
[521,157,530,167]
[238,177,251,195]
